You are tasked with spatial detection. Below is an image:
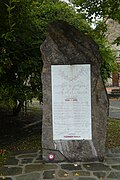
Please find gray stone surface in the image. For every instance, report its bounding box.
[57,170,70,178]
[72,171,90,176]
[20,158,33,164]
[25,164,57,173]
[0,167,22,176]
[108,171,120,178]
[61,163,82,171]
[40,20,108,162]
[77,178,96,180]
[0,149,120,179]
[3,157,18,165]
[93,171,106,178]
[16,173,41,180]
[105,157,120,164]
[55,179,73,180]
[111,165,120,170]
[83,163,111,171]
[43,170,55,179]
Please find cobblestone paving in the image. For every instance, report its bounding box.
[0,148,120,180]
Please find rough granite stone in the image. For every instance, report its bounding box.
[40,20,108,162]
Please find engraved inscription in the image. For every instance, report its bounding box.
[51,65,92,140]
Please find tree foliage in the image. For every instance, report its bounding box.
[0,0,117,115]
[72,0,120,44]
[0,0,43,114]
[0,0,91,114]
[73,0,120,23]
[90,24,117,81]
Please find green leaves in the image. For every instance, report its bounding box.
[100,44,117,81]
[0,0,118,113]
[5,4,15,12]
[73,0,120,23]
[91,28,117,81]
[0,0,42,111]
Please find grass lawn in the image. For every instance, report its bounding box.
[106,118,120,148]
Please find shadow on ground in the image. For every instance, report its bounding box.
[0,102,42,149]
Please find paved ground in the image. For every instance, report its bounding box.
[0,148,120,180]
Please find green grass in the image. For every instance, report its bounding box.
[106,118,120,148]
[15,134,41,151]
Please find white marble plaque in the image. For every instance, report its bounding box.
[51,64,92,140]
